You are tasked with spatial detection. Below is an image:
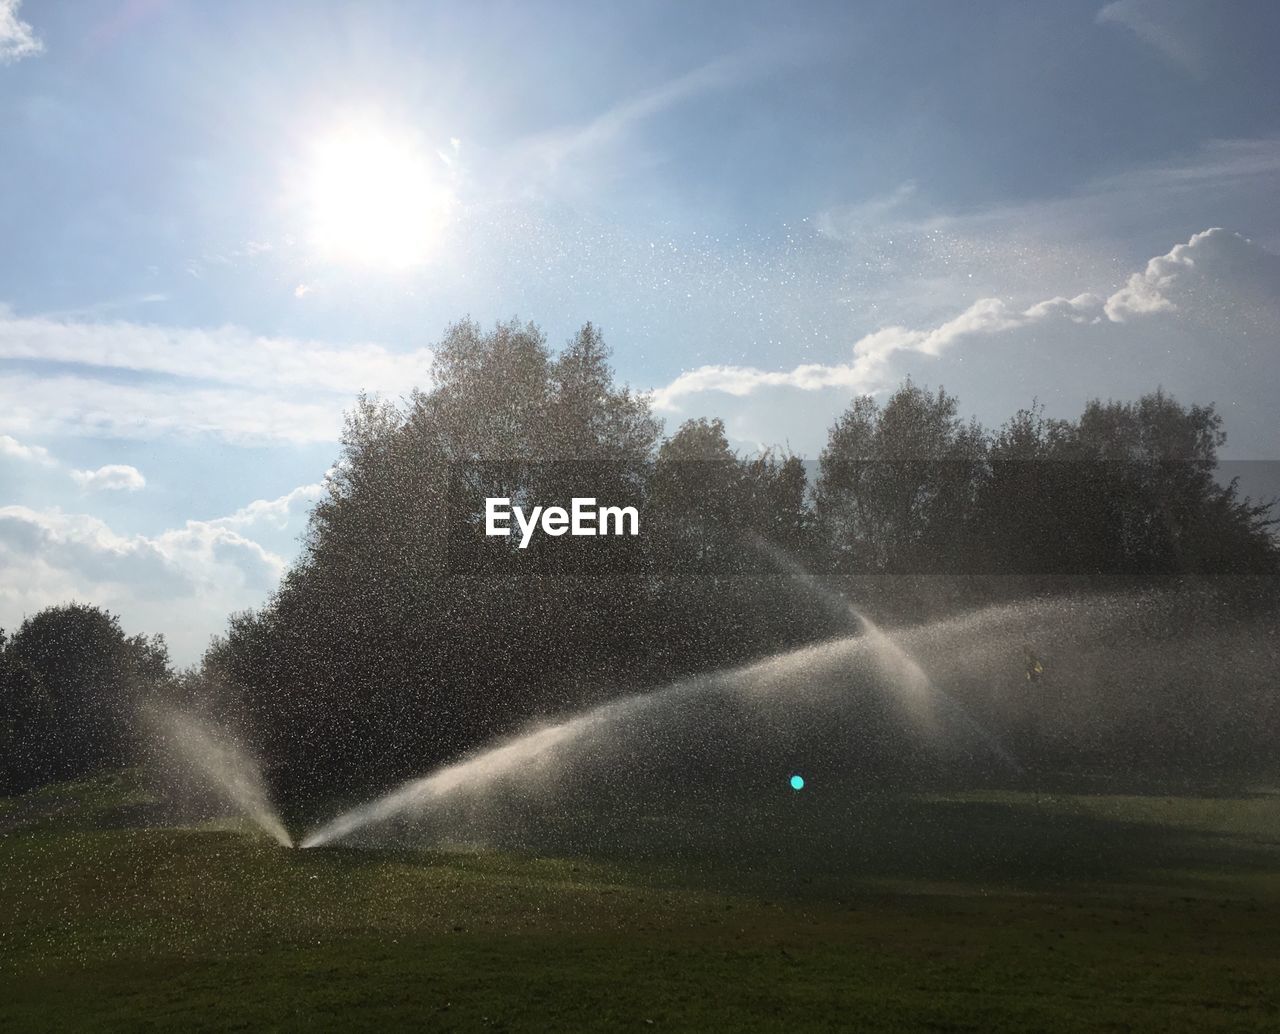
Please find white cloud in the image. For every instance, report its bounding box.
[71,464,147,492]
[0,505,285,593]
[208,480,327,531]
[812,137,1280,326]
[0,471,337,662]
[0,0,42,64]
[0,433,55,467]
[153,520,286,584]
[0,501,292,663]
[1105,227,1280,321]
[649,229,1280,459]
[651,292,1104,411]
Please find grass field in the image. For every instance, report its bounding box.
[2,772,1279,1031]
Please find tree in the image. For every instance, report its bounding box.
[214,320,670,806]
[815,382,986,573]
[649,418,747,570]
[975,402,1079,574]
[742,450,811,556]
[1069,390,1249,573]
[974,390,1278,575]
[0,603,170,792]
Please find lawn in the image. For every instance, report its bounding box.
[2,773,1278,1031]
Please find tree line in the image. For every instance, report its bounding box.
[2,318,1275,800]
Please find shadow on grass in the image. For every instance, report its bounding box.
[284,780,1280,903]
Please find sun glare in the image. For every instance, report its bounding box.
[304,122,454,269]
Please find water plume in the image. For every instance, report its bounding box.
[146,706,293,847]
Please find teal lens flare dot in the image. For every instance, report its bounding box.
[790,773,805,791]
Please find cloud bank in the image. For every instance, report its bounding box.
[0,479,324,662]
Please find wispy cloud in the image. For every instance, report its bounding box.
[0,308,433,394]
[1097,0,1204,75]
[38,293,170,321]
[0,309,435,444]
[507,43,811,199]
[521,52,759,172]
[818,138,1280,250]
[0,0,42,64]
[0,370,348,444]
[806,136,1280,329]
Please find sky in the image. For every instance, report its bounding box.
[1,0,1278,663]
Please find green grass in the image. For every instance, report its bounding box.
[2,776,1279,1031]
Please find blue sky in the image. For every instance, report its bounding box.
[2,0,1279,661]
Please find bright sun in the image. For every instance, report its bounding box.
[304,122,454,270]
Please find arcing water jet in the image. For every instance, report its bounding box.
[749,536,1014,765]
[300,616,1006,849]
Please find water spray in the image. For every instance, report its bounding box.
[145,706,293,848]
[750,536,1018,769]
[299,608,1017,848]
